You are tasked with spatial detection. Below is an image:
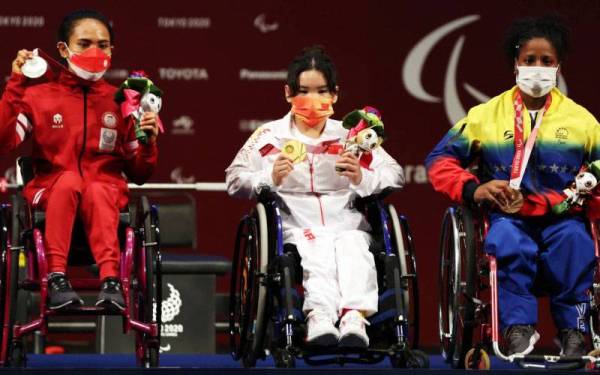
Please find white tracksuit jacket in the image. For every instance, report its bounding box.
[226,113,404,321]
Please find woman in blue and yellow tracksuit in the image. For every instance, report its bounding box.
[426,15,599,356]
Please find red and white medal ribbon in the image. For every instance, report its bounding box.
[509,91,552,190]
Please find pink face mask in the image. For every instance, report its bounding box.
[64,45,111,81]
[290,95,334,127]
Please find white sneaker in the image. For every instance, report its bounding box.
[338,310,370,348]
[305,311,339,346]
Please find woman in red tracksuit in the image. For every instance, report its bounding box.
[0,9,159,311]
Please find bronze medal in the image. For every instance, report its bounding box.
[499,189,524,214]
[281,140,307,164]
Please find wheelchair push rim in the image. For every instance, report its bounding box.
[387,204,420,349]
[135,196,161,368]
[438,206,477,368]
[1,197,24,366]
[229,203,269,367]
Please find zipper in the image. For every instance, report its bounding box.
[307,154,325,225]
[78,87,89,177]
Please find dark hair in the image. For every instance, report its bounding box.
[286,46,337,96]
[503,14,570,66]
[58,9,114,44]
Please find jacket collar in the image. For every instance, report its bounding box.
[57,70,107,94]
[509,85,563,116]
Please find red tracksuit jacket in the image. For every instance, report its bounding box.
[0,71,157,205]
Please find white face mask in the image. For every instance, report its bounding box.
[515,65,558,98]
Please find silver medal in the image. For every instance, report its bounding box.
[21,49,47,79]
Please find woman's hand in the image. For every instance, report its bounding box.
[336,151,362,185]
[12,49,34,75]
[139,112,159,144]
[272,153,294,186]
[473,180,514,206]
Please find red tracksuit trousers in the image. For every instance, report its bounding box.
[33,171,122,280]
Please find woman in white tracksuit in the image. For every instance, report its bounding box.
[226,47,404,348]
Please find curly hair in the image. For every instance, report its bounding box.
[503,14,570,66]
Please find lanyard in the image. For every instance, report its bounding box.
[509,91,552,190]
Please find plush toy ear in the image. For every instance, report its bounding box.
[114,90,124,103]
[342,110,364,129]
[126,78,151,92]
[148,85,163,98]
[372,125,386,140]
[114,78,132,103]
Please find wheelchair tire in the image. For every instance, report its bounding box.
[229,203,269,368]
[272,347,296,368]
[387,204,420,349]
[7,340,24,368]
[137,196,160,368]
[438,206,477,369]
[2,200,21,367]
[390,348,429,368]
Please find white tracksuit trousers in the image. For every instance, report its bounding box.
[290,227,378,323]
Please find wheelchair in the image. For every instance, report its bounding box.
[229,187,428,368]
[438,204,600,370]
[0,158,162,367]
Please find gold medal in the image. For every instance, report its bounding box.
[499,189,524,214]
[281,140,307,164]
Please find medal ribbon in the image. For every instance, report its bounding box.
[509,91,552,190]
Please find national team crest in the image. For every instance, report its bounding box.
[102,112,118,128]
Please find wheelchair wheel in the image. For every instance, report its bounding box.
[136,196,160,368]
[272,347,296,368]
[390,348,429,368]
[229,203,269,368]
[7,341,24,368]
[387,204,420,349]
[590,221,600,354]
[1,197,22,366]
[438,206,477,368]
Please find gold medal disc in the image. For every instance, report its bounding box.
[281,140,307,164]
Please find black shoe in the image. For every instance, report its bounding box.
[96,277,126,311]
[504,325,540,355]
[48,274,83,310]
[558,329,586,357]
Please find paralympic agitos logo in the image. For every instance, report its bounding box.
[402,15,568,126]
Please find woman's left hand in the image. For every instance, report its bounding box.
[139,112,159,144]
[335,151,362,185]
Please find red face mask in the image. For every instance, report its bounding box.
[290,95,334,127]
[65,46,111,81]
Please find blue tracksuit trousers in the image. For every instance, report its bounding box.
[484,214,596,331]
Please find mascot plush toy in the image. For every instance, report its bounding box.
[114,71,164,144]
[336,106,385,172]
[552,168,599,215]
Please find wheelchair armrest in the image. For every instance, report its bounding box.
[257,185,279,205]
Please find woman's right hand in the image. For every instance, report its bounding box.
[272,153,294,186]
[473,180,514,207]
[12,49,34,75]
